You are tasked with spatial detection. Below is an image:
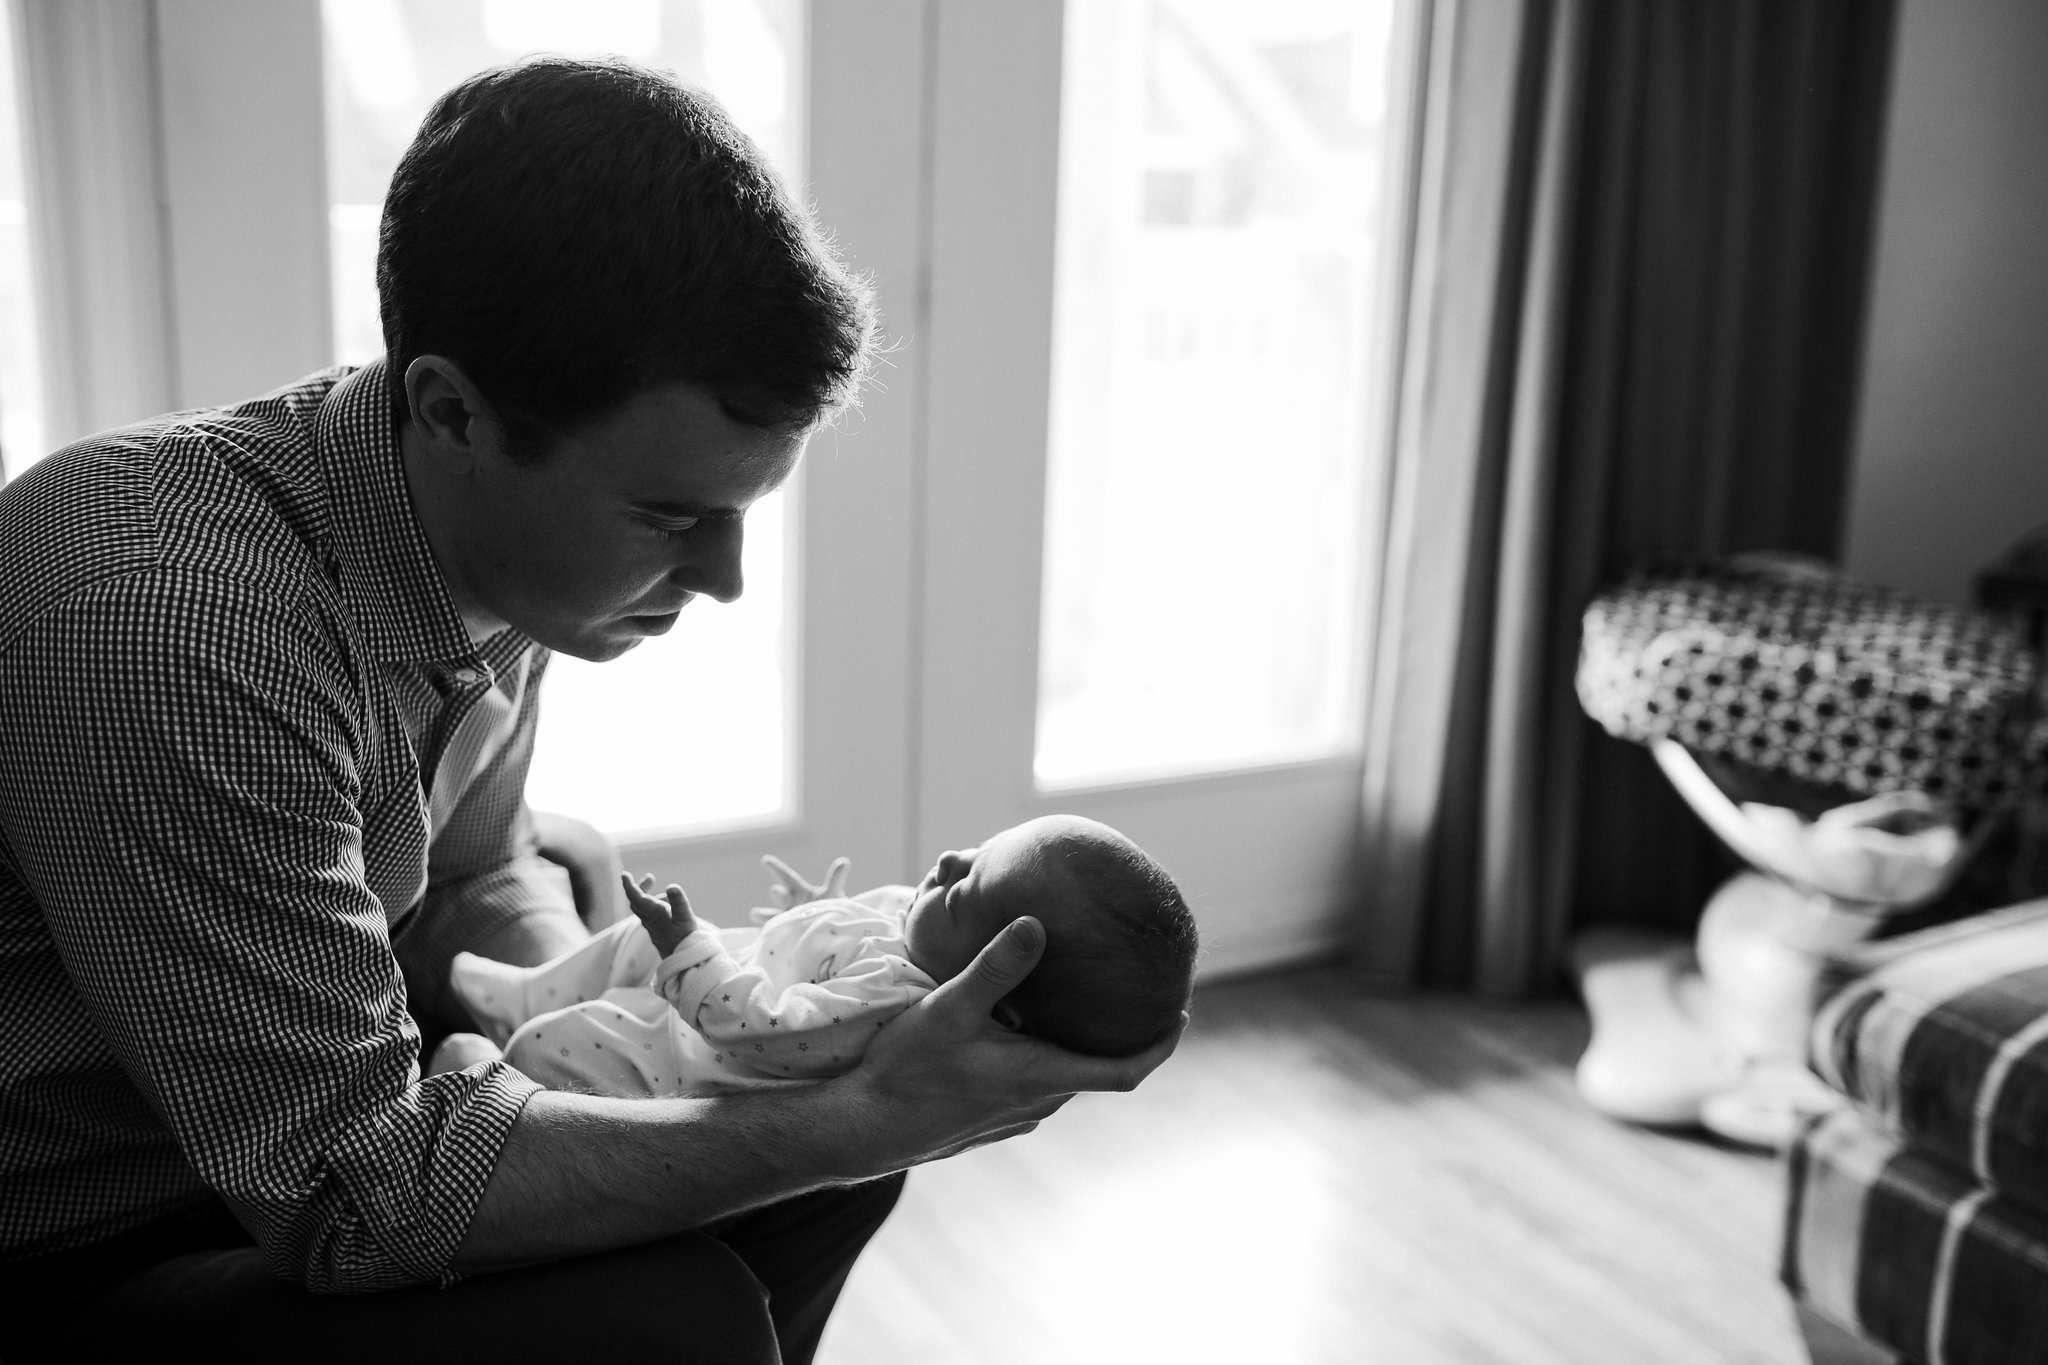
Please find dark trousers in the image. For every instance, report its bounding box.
[0,1172,903,1365]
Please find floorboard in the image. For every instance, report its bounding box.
[819,967,1804,1365]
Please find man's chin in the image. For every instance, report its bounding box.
[541,636,630,664]
[543,621,663,663]
[516,608,683,662]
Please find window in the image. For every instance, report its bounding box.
[321,0,806,837]
[1035,0,1404,787]
[0,0,45,480]
[910,0,1417,972]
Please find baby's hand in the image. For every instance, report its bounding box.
[622,874,700,958]
[761,854,851,911]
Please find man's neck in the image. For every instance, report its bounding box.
[397,416,510,647]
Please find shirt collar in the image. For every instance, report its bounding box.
[314,360,494,667]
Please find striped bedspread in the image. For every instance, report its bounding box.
[1786,899,2048,1364]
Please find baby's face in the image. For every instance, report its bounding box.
[901,817,1071,982]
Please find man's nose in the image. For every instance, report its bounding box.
[676,519,744,603]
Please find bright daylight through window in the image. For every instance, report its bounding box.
[0,1,45,483]
[1036,0,1403,788]
[322,0,804,837]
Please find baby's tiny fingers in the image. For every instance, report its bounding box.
[664,884,693,916]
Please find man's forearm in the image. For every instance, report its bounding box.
[452,1084,870,1274]
[451,916,1182,1277]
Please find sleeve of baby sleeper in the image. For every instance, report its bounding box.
[652,929,931,1079]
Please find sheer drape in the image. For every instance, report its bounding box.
[1354,0,1897,993]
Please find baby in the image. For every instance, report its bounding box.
[440,814,1197,1096]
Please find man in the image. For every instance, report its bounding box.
[0,59,1177,1362]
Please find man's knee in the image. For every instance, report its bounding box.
[48,1236,780,1365]
[846,1168,906,1247]
[703,1174,907,1365]
[827,1169,909,1232]
[709,1170,907,1265]
[839,1168,908,1244]
[599,1236,778,1362]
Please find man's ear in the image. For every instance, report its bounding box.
[991,999,1024,1032]
[403,355,492,471]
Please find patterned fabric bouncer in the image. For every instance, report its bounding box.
[1785,902,2048,1363]
[1578,564,2044,811]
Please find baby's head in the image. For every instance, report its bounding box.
[902,814,1197,1057]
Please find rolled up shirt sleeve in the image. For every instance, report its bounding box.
[1,573,540,1292]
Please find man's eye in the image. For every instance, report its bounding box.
[642,517,699,540]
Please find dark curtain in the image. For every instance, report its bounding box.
[1354,0,1897,993]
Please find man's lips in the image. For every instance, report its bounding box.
[628,594,696,626]
[627,608,685,634]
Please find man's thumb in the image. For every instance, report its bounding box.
[962,917,1044,998]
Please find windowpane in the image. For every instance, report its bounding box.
[0,1,45,480]
[531,485,792,839]
[1035,0,1403,787]
[321,0,805,836]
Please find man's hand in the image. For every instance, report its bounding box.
[533,809,629,929]
[760,853,852,912]
[621,874,700,958]
[817,916,1185,1178]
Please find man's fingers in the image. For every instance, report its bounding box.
[930,916,1045,1017]
[1086,1011,1187,1093]
[997,1010,1187,1097]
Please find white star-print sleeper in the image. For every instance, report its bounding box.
[654,888,932,1082]
[447,886,930,1096]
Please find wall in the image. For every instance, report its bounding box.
[11,0,330,449]
[1839,0,2048,605]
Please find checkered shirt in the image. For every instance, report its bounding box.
[0,363,556,1290]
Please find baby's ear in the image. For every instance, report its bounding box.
[991,999,1025,1032]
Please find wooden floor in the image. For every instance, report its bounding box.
[819,967,1805,1365]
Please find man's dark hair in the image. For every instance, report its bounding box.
[378,57,875,448]
[1005,832,1198,1058]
